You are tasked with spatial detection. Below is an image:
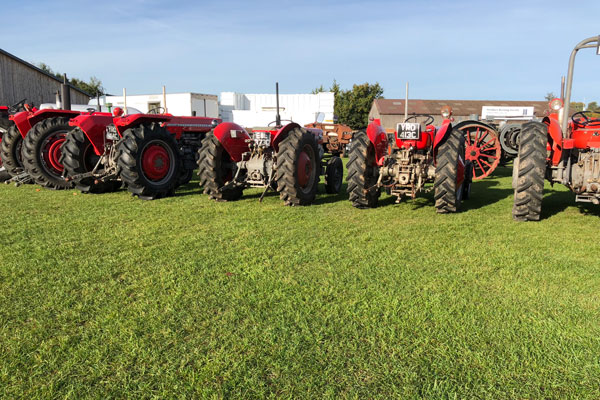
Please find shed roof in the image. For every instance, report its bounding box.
[374,99,549,116]
[0,47,91,97]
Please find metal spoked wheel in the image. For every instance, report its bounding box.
[456,121,501,180]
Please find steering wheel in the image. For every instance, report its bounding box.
[147,107,165,115]
[572,111,600,126]
[8,99,27,114]
[268,119,293,127]
[405,114,434,126]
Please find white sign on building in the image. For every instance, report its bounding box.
[219,91,335,127]
[481,106,535,120]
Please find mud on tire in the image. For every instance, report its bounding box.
[197,131,243,201]
[22,117,73,189]
[61,127,121,194]
[275,127,320,206]
[434,128,465,213]
[118,123,181,200]
[346,130,380,208]
[512,121,546,221]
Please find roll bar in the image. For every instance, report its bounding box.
[562,36,600,134]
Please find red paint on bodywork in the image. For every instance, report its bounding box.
[213,122,251,162]
[542,115,563,166]
[69,113,115,155]
[432,120,454,162]
[366,119,389,166]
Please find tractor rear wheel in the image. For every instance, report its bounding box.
[434,128,465,213]
[61,127,121,194]
[118,123,181,200]
[1,124,25,178]
[197,132,243,201]
[512,121,547,221]
[0,123,13,181]
[178,168,195,186]
[276,127,320,206]
[21,117,73,189]
[347,130,380,208]
[325,156,343,194]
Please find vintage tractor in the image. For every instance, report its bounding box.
[62,107,219,199]
[304,121,354,157]
[347,111,471,213]
[0,95,102,188]
[512,36,600,221]
[198,84,343,205]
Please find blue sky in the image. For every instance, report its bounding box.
[2,0,599,102]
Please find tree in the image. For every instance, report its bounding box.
[335,82,384,129]
[37,62,105,96]
[587,101,599,112]
[545,92,557,102]
[311,84,325,94]
[570,102,585,113]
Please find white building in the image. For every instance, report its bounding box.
[90,92,219,117]
[219,92,335,127]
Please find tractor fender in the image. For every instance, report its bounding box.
[26,109,81,134]
[69,114,116,156]
[213,122,251,162]
[271,122,302,152]
[9,110,34,138]
[365,119,388,165]
[432,121,453,161]
[542,116,563,166]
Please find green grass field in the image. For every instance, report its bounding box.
[1,165,600,399]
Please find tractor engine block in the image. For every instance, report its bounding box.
[380,148,435,199]
[570,149,600,203]
[238,148,274,188]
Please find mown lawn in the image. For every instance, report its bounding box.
[1,165,599,399]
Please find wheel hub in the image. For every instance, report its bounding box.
[297,151,312,188]
[42,133,66,174]
[142,144,171,181]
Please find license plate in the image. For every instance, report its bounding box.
[397,122,421,140]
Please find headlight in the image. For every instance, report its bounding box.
[441,105,452,119]
[549,98,563,112]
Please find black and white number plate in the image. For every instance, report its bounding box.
[396,122,421,140]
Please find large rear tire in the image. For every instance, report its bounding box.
[276,127,320,206]
[118,123,181,200]
[1,124,25,178]
[512,121,546,221]
[197,132,243,201]
[346,130,380,208]
[21,117,73,189]
[61,127,121,194]
[0,120,13,181]
[434,128,465,213]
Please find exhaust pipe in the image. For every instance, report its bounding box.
[61,74,71,110]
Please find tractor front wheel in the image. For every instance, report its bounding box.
[197,132,243,201]
[118,123,181,200]
[325,156,343,194]
[21,117,73,189]
[61,127,121,194]
[512,121,547,221]
[346,130,380,208]
[434,128,465,213]
[276,127,320,206]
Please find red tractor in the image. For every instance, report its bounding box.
[0,97,107,188]
[512,36,600,221]
[0,104,14,181]
[304,121,354,157]
[62,107,219,199]
[198,84,343,205]
[347,111,471,212]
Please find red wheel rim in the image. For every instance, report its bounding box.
[297,148,313,188]
[42,133,66,174]
[141,144,171,181]
[462,124,501,180]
